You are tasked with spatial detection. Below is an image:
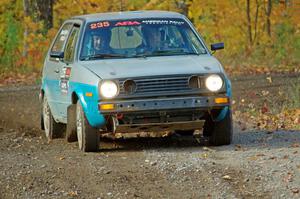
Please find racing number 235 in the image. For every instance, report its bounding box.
[90,21,110,29]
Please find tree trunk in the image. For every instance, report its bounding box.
[175,0,189,16]
[253,0,260,43]
[246,0,253,45]
[23,0,30,58]
[35,0,53,30]
[266,0,272,37]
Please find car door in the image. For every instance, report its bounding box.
[44,23,73,122]
[57,25,80,121]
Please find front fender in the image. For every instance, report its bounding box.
[70,82,106,128]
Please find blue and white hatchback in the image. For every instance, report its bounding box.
[40,11,232,152]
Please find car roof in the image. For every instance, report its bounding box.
[71,10,186,23]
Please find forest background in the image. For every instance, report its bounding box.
[0,0,299,78]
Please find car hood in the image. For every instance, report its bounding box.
[79,55,222,79]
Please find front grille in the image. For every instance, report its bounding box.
[119,75,199,97]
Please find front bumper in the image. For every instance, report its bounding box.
[98,95,230,133]
[99,95,230,113]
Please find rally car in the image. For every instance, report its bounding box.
[40,11,232,152]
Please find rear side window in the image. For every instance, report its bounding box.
[51,23,73,53]
[64,27,80,63]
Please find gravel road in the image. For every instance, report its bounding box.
[0,74,299,199]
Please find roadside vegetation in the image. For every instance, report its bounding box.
[233,75,300,131]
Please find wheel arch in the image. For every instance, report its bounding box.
[69,87,105,128]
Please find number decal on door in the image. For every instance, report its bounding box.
[60,67,72,94]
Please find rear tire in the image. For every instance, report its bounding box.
[203,108,232,146]
[42,97,65,141]
[76,101,99,152]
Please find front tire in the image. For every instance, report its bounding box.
[42,97,65,141]
[76,101,99,152]
[203,108,232,146]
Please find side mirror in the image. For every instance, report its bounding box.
[211,42,224,51]
[50,51,64,59]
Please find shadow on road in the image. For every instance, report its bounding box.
[99,129,300,152]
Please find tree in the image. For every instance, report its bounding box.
[23,0,53,30]
[35,0,53,30]
[22,0,53,58]
[265,0,272,37]
[23,0,29,57]
[246,0,253,45]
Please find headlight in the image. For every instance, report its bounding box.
[99,80,119,99]
[205,74,223,92]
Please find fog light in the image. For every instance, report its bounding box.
[215,97,229,104]
[99,104,115,110]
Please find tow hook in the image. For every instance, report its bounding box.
[107,116,118,134]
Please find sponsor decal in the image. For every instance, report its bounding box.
[142,20,185,26]
[60,79,69,94]
[59,35,66,41]
[61,30,69,35]
[60,67,72,94]
[115,21,141,26]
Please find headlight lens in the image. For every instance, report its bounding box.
[99,80,119,99]
[205,74,223,92]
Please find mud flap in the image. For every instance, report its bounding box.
[41,113,45,130]
[66,104,77,142]
[40,103,45,130]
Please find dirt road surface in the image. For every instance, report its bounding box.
[0,74,299,199]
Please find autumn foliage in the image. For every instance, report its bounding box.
[0,0,299,74]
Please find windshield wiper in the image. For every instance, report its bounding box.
[127,48,201,59]
[82,53,128,60]
[151,49,200,56]
[152,49,181,54]
[182,52,200,55]
[131,53,149,58]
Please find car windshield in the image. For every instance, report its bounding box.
[80,18,207,60]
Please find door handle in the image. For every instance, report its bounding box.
[54,69,60,73]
